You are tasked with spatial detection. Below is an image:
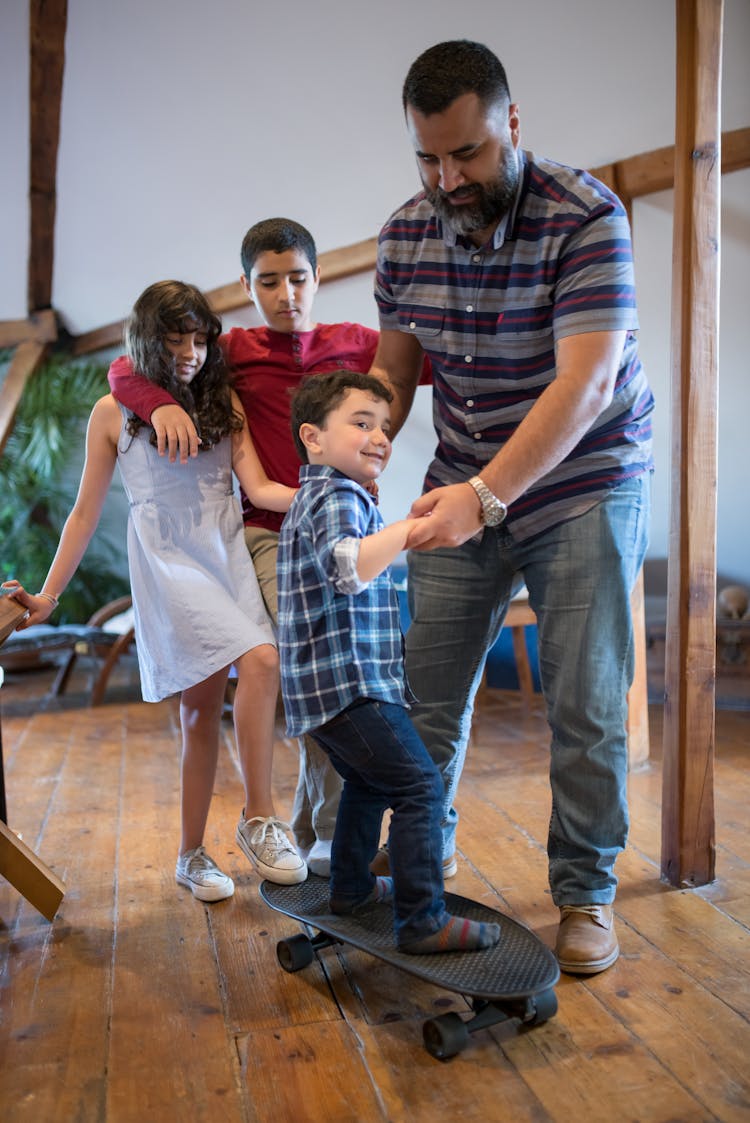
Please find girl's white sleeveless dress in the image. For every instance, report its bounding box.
[116,406,275,702]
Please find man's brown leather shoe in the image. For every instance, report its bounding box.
[555,904,619,974]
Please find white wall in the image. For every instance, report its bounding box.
[2,0,749,582]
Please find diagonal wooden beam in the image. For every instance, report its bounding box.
[661,0,721,889]
[0,340,49,458]
[28,0,68,314]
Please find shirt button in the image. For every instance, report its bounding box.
[466,304,474,313]
[474,432,482,440]
[473,254,481,263]
[466,399,474,407]
[465,355,473,363]
[409,321,416,330]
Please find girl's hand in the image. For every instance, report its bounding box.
[1,582,55,630]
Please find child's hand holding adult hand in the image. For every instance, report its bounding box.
[406,482,481,550]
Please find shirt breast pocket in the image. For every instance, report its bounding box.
[495,304,555,366]
[497,302,554,340]
[397,306,445,342]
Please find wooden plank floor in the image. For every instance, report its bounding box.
[1,658,748,1122]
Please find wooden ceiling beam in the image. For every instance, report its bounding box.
[0,309,57,350]
[71,236,379,356]
[591,125,748,202]
[69,128,747,359]
[28,0,68,314]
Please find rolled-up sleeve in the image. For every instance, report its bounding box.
[332,537,367,594]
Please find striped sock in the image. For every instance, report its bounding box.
[400,915,501,955]
[371,876,394,903]
[330,876,394,915]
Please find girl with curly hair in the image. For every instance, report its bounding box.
[4,280,307,900]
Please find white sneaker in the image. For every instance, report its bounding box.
[175,846,234,902]
[306,839,332,878]
[236,815,307,885]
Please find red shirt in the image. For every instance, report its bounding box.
[108,322,380,532]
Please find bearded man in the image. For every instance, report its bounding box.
[369,39,654,975]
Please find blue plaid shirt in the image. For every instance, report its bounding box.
[277,464,413,737]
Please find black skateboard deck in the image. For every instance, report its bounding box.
[260,875,560,1060]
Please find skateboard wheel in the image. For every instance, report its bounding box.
[422,1012,469,1060]
[277,934,314,973]
[527,988,558,1026]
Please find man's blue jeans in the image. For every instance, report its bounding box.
[312,699,448,944]
[405,475,651,906]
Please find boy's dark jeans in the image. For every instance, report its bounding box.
[313,699,448,945]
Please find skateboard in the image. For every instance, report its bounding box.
[260,875,560,1060]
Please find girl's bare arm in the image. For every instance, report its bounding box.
[3,396,120,628]
[230,392,297,513]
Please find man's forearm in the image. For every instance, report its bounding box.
[368,363,417,439]
[481,331,623,504]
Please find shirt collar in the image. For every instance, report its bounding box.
[298,463,337,485]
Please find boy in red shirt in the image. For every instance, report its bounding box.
[108,218,379,877]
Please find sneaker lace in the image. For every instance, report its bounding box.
[184,846,216,874]
[251,817,295,858]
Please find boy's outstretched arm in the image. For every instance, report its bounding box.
[108,355,200,463]
[355,517,424,585]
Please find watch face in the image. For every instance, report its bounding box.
[468,476,506,525]
[484,495,507,525]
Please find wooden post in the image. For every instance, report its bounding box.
[28,0,68,314]
[661,0,722,887]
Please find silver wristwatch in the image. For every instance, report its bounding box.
[467,476,508,526]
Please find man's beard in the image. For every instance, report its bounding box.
[425,150,519,238]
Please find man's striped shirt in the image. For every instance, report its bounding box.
[375,149,654,542]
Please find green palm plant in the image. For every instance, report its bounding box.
[0,350,129,623]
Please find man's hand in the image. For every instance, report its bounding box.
[151,404,201,462]
[405,483,482,550]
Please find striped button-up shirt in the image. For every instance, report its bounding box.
[277,464,413,737]
[375,149,654,542]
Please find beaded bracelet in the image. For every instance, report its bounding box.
[36,592,60,608]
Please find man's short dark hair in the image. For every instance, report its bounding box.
[240,217,317,278]
[290,370,393,462]
[402,40,511,115]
